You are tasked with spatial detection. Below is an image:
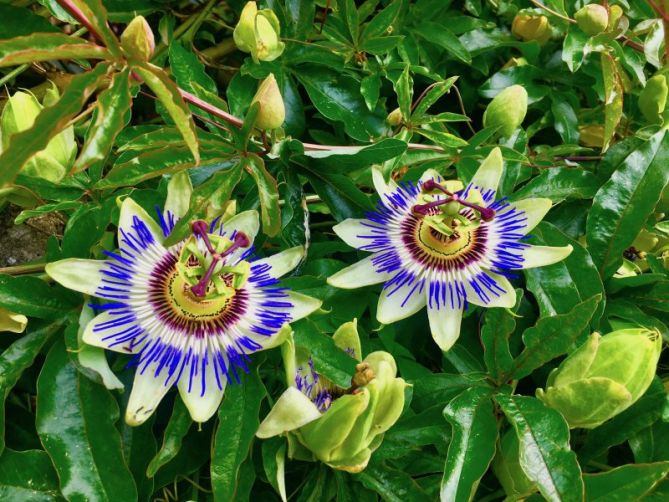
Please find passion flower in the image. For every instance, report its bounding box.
[327,148,572,351]
[45,173,321,425]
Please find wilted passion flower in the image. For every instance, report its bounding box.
[327,148,572,351]
[256,320,408,472]
[46,174,321,425]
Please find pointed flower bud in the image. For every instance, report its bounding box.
[233,1,285,62]
[492,430,537,499]
[575,4,609,36]
[0,89,76,182]
[121,16,155,61]
[537,328,662,429]
[511,15,551,43]
[483,85,528,138]
[639,74,668,124]
[251,74,285,130]
[608,5,625,31]
[257,321,408,472]
[386,107,403,126]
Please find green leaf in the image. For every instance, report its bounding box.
[354,457,429,502]
[416,128,468,149]
[133,63,200,163]
[0,63,109,186]
[72,68,132,173]
[441,387,498,502]
[583,462,669,501]
[509,295,601,380]
[36,340,137,501]
[0,275,79,319]
[481,291,521,383]
[623,281,669,314]
[0,4,59,38]
[211,365,266,501]
[0,319,64,454]
[551,97,579,145]
[601,52,623,152]
[297,70,386,142]
[67,0,122,56]
[495,394,584,502]
[562,28,588,72]
[146,397,191,478]
[586,130,669,278]
[412,77,459,117]
[417,23,471,64]
[292,319,357,388]
[512,168,601,203]
[305,138,407,171]
[262,436,287,502]
[0,449,61,501]
[0,33,110,67]
[163,161,243,247]
[361,0,403,40]
[395,64,413,121]
[245,155,281,237]
[338,0,359,43]
[524,222,604,322]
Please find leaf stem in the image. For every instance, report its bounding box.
[528,0,576,24]
[0,262,46,276]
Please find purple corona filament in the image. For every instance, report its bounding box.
[190,221,251,297]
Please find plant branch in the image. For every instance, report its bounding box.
[528,0,576,24]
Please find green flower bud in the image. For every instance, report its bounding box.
[537,328,662,429]
[386,107,403,126]
[492,430,537,499]
[575,5,609,36]
[639,74,668,124]
[251,74,285,130]
[0,307,27,333]
[483,85,528,138]
[257,323,408,473]
[511,15,551,44]
[0,89,76,182]
[121,16,155,61]
[233,1,285,63]
[578,124,605,148]
[608,5,624,31]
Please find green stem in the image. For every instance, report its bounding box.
[0,262,46,276]
[200,38,236,60]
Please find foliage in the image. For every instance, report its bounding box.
[0,1,668,501]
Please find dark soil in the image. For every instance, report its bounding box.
[0,205,63,267]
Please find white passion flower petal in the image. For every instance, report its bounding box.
[118,197,165,247]
[506,198,552,235]
[253,246,304,279]
[427,301,464,352]
[470,147,504,196]
[221,210,260,243]
[372,166,399,199]
[82,310,142,354]
[45,258,106,297]
[517,245,574,269]
[286,291,323,322]
[126,362,173,426]
[327,254,392,289]
[333,219,376,250]
[465,271,517,309]
[177,358,226,423]
[377,275,427,324]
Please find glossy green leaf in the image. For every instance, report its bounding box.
[0,319,63,454]
[416,128,468,149]
[0,63,109,186]
[146,397,191,478]
[481,291,521,383]
[495,394,584,502]
[133,63,200,163]
[245,154,281,237]
[512,168,601,203]
[412,77,459,117]
[306,138,407,171]
[0,449,61,501]
[0,4,59,39]
[623,281,669,314]
[562,29,588,72]
[586,130,669,278]
[583,462,669,501]
[338,0,359,43]
[0,275,79,319]
[508,295,601,380]
[0,33,110,66]
[395,64,413,121]
[66,0,121,56]
[601,52,623,152]
[36,340,137,501]
[211,366,266,501]
[361,0,403,40]
[261,436,287,502]
[354,457,429,502]
[72,68,132,173]
[293,319,357,388]
[551,97,579,145]
[441,387,498,502]
[418,23,471,64]
[524,222,604,322]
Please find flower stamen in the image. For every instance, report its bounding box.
[413,184,495,222]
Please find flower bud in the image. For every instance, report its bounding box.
[386,107,402,126]
[483,85,528,138]
[608,5,624,31]
[0,307,27,333]
[492,430,536,499]
[639,74,668,124]
[537,328,662,429]
[511,15,551,44]
[257,322,408,472]
[251,74,285,130]
[233,1,285,62]
[575,5,609,36]
[0,89,76,182]
[121,16,155,61]
[578,124,605,148]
